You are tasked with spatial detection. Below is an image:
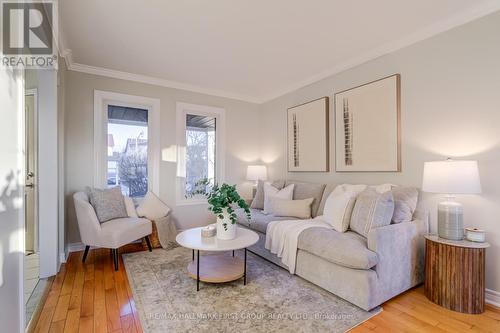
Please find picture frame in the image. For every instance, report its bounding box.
[334,74,401,172]
[287,97,329,172]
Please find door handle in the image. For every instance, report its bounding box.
[25,183,34,188]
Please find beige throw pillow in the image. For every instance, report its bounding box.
[250,179,285,209]
[263,183,295,214]
[322,186,358,232]
[350,188,395,237]
[267,197,314,219]
[137,192,171,220]
[87,186,128,223]
[123,196,138,218]
[391,187,419,224]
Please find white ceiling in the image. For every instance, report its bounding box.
[60,0,500,103]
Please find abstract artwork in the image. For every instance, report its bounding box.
[334,74,401,172]
[287,97,329,172]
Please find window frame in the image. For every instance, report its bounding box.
[176,102,225,206]
[93,90,160,196]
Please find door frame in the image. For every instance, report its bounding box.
[25,88,39,254]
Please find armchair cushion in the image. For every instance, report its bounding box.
[87,186,128,222]
[99,217,152,249]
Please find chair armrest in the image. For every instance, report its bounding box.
[367,219,428,297]
[73,192,102,246]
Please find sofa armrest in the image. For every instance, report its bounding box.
[367,219,428,300]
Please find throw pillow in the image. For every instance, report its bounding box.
[267,197,314,219]
[263,183,294,214]
[391,187,419,224]
[322,186,358,232]
[123,196,138,218]
[251,179,285,209]
[136,192,171,220]
[350,188,395,237]
[87,186,128,223]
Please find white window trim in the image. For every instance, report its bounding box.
[93,90,160,195]
[176,102,225,206]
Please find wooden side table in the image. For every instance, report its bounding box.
[424,234,489,314]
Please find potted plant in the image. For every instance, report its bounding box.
[206,183,251,240]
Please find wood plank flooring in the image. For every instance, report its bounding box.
[33,244,500,332]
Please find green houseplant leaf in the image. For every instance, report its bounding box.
[206,183,251,231]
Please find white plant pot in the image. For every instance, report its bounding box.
[216,208,237,240]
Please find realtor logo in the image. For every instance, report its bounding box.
[1,1,57,69]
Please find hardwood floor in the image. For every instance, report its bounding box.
[33,244,500,333]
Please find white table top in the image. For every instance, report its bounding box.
[424,234,490,248]
[176,226,259,251]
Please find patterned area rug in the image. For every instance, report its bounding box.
[123,247,381,333]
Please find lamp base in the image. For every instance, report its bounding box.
[437,200,464,240]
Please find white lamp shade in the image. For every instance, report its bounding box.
[246,165,267,181]
[422,160,481,194]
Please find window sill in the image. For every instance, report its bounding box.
[176,199,209,206]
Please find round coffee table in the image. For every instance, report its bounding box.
[176,225,259,291]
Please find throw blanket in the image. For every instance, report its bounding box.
[265,218,332,273]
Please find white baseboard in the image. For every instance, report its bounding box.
[486,289,500,308]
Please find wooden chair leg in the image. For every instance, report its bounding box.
[113,249,119,271]
[82,245,90,263]
[145,236,153,252]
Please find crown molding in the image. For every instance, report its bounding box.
[65,59,262,104]
[59,1,500,104]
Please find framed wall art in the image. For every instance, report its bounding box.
[334,74,401,172]
[287,97,329,172]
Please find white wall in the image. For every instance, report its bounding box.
[0,68,24,332]
[259,11,500,293]
[64,71,261,243]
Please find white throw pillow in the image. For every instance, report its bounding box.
[322,186,358,232]
[123,196,138,218]
[136,192,170,220]
[263,183,294,214]
[267,197,314,219]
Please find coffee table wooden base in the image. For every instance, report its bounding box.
[187,255,244,283]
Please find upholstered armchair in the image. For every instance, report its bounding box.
[73,191,153,270]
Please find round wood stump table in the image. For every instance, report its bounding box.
[424,235,489,314]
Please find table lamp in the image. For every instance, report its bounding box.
[246,165,267,185]
[422,159,481,240]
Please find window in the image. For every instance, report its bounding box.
[185,114,216,197]
[94,90,160,197]
[176,103,225,204]
[107,105,148,197]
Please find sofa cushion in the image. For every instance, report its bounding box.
[285,181,326,217]
[235,208,298,234]
[350,188,395,237]
[267,197,314,219]
[391,186,419,224]
[317,184,337,216]
[263,183,294,214]
[251,180,285,209]
[298,227,378,270]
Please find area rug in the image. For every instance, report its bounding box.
[123,247,381,333]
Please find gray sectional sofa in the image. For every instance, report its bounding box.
[236,180,429,311]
